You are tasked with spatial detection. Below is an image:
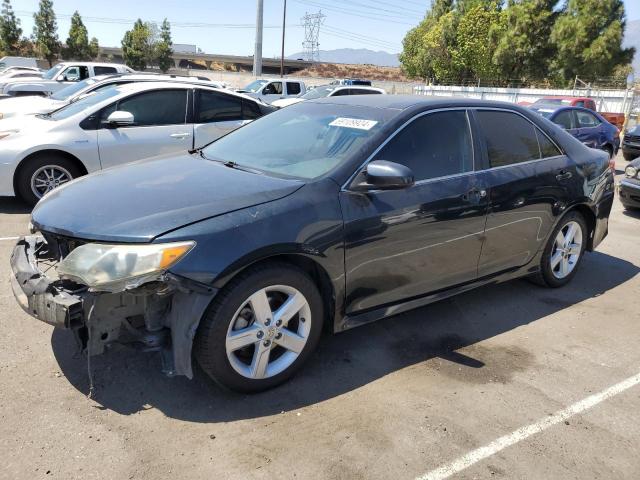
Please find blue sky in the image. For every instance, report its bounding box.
[13,0,640,57]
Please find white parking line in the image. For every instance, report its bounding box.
[0,236,19,241]
[416,372,640,480]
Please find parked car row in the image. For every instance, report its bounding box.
[9,88,614,392]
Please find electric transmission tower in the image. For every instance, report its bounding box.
[301,11,325,62]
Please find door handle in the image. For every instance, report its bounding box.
[556,170,572,181]
[170,133,191,139]
[462,188,487,203]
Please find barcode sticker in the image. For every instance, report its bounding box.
[329,117,378,130]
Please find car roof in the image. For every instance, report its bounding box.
[307,95,527,111]
[109,80,255,101]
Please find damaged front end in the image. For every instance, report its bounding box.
[10,234,216,378]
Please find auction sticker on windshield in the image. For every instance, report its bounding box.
[329,118,378,130]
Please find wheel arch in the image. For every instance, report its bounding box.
[564,203,597,251]
[212,251,338,333]
[13,149,89,195]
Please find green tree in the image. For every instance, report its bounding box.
[399,0,453,80]
[64,11,91,60]
[492,0,557,84]
[121,19,152,70]
[155,18,173,73]
[33,0,60,67]
[452,2,504,82]
[89,36,99,59]
[0,0,22,55]
[551,0,634,83]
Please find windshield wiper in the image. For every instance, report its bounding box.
[197,151,262,175]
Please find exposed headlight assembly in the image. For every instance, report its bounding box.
[57,241,195,292]
[625,165,638,179]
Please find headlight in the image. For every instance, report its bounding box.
[625,165,638,178]
[57,241,195,292]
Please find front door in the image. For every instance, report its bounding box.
[260,81,284,104]
[473,109,571,277]
[341,109,488,314]
[97,89,192,169]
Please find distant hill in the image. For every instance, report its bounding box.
[625,20,640,73]
[288,48,399,67]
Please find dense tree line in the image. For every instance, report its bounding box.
[0,0,174,72]
[400,0,635,87]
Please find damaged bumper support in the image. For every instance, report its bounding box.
[10,235,216,378]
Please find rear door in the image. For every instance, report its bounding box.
[286,81,302,96]
[96,88,192,168]
[473,109,571,277]
[341,109,488,313]
[574,109,602,149]
[193,89,255,148]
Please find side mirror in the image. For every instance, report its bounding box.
[351,160,415,191]
[106,111,135,127]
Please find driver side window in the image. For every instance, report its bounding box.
[263,82,283,95]
[375,110,474,181]
[99,90,188,127]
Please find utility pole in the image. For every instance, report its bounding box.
[253,0,264,76]
[280,0,287,77]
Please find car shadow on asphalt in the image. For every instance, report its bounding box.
[51,250,639,422]
[0,197,31,214]
[622,208,640,219]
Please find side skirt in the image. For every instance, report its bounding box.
[336,251,543,332]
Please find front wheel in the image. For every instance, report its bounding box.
[535,211,588,288]
[16,154,82,206]
[194,262,324,393]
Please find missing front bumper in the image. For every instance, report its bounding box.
[10,235,217,378]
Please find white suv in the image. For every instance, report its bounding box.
[1,62,133,97]
[0,81,275,204]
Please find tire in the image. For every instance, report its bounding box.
[623,152,638,161]
[534,210,588,288]
[16,154,82,206]
[194,262,324,393]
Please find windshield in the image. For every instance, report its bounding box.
[42,64,65,80]
[243,79,268,92]
[301,85,335,100]
[50,77,100,101]
[47,86,121,121]
[202,103,389,180]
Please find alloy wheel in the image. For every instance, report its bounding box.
[30,165,72,198]
[550,220,583,279]
[225,285,312,380]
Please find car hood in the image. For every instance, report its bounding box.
[625,125,640,137]
[31,153,305,243]
[0,96,62,117]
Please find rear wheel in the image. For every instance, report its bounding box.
[16,154,82,206]
[194,262,323,393]
[535,211,588,288]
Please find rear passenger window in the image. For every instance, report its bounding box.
[286,82,301,95]
[536,130,562,158]
[375,110,473,181]
[197,90,242,122]
[575,110,600,128]
[354,89,381,95]
[476,111,540,167]
[94,66,117,75]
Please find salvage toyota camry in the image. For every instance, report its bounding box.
[11,96,614,393]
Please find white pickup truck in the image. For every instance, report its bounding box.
[237,79,306,104]
[1,62,134,97]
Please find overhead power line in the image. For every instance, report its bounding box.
[321,0,424,18]
[292,0,414,25]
